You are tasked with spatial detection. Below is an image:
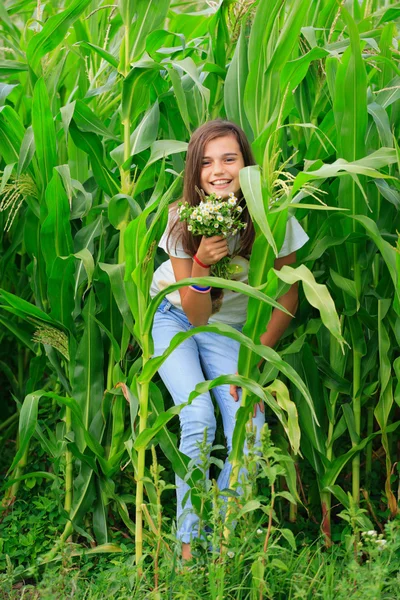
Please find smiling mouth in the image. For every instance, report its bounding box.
[210,180,232,187]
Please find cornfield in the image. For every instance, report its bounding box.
[0,0,399,586]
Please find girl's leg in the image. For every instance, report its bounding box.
[151,303,217,544]
[194,330,265,491]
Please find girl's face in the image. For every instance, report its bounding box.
[199,135,245,198]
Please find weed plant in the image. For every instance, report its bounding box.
[1,429,399,599]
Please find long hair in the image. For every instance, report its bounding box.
[166,119,256,259]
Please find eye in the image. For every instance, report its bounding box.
[202,161,211,167]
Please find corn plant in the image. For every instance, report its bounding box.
[0,0,399,569]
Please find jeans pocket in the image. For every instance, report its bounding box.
[156,298,172,314]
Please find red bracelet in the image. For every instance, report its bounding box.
[193,254,210,269]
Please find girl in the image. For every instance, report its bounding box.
[150,119,308,560]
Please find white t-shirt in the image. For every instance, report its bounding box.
[150,207,309,325]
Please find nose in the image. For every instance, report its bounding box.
[212,160,224,176]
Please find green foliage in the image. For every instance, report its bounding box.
[0,0,399,579]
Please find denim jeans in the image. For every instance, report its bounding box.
[151,298,265,543]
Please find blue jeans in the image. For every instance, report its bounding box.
[151,298,265,543]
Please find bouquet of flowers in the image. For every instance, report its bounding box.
[177,188,247,279]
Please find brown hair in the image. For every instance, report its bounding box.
[166,119,256,259]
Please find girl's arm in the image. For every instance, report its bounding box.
[170,234,229,327]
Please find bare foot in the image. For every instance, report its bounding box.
[182,542,192,561]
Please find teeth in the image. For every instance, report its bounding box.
[212,180,231,185]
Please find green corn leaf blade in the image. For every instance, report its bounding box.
[93,316,121,364]
[73,248,95,295]
[378,7,400,25]
[143,274,290,339]
[27,0,92,72]
[342,404,360,446]
[374,179,400,209]
[374,302,394,430]
[274,264,345,350]
[169,57,210,107]
[244,0,282,137]
[0,83,17,106]
[111,101,160,166]
[375,75,400,108]
[281,47,328,92]
[133,405,183,451]
[71,292,104,450]
[8,390,85,472]
[0,315,35,352]
[267,379,301,456]
[69,123,119,196]
[147,139,188,166]
[291,154,395,198]
[321,419,400,489]
[69,461,96,532]
[3,471,57,489]
[289,346,327,456]
[108,194,141,231]
[9,392,41,472]
[93,480,108,545]
[239,165,278,256]
[48,256,75,332]
[189,376,292,451]
[0,361,18,395]
[32,78,57,190]
[367,102,393,148]
[73,100,120,141]
[99,263,134,334]
[0,60,28,77]
[167,65,191,134]
[224,26,252,141]
[75,41,118,68]
[135,374,296,454]
[108,395,126,462]
[334,8,368,242]
[17,125,36,176]
[351,215,398,298]
[0,105,25,164]
[121,63,159,124]
[330,268,359,309]
[139,321,316,425]
[119,0,170,64]
[41,170,74,280]
[0,289,56,325]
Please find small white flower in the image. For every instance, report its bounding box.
[256,529,263,536]
[375,539,387,546]
[367,530,377,537]
[228,198,236,206]
[236,206,243,213]
[217,215,223,222]
[214,223,219,228]
[197,215,202,222]
[188,225,193,231]
[227,551,235,558]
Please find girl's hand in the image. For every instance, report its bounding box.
[229,372,264,417]
[196,235,229,266]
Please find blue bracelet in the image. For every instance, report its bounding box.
[189,284,212,293]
